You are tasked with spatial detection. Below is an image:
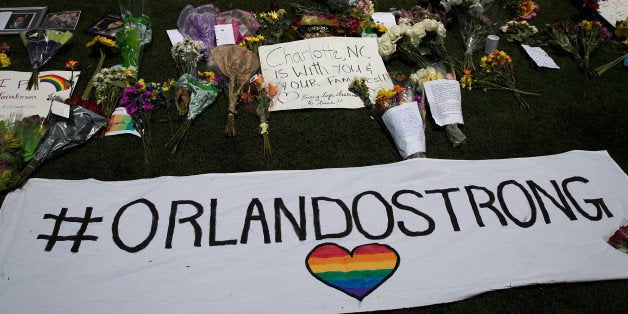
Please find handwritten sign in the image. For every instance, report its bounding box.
[598,0,627,26]
[259,37,393,111]
[0,71,78,121]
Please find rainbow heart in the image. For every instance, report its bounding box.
[306,243,400,300]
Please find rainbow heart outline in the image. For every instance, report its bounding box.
[305,243,400,301]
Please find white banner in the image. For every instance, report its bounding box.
[0,70,79,120]
[259,37,393,111]
[1,151,627,313]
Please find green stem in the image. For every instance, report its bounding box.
[82,49,106,100]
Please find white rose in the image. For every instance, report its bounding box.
[378,41,397,60]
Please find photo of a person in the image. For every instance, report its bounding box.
[6,13,33,29]
[42,10,80,30]
[85,14,124,38]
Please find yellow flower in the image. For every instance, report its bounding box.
[0,53,10,68]
[86,35,117,49]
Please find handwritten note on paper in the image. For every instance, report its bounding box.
[215,24,235,46]
[0,71,78,121]
[598,0,627,26]
[423,79,463,126]
[259,37,393,111]
[521,44,560,69]
[381,102,425,159]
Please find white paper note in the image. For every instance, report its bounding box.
[381,101,425,159]
[215,24,235,46]
[371,12,397,29]
[522,44,560,69]
[423,79,464,126]
[166,29,184,45]
[49,100,70,118]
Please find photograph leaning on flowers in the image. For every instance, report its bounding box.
[0,0,626,313]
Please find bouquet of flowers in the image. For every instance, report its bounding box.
[513,1,538,21]
[0,117,47,192]
[608,225,628,254]
[20,29,73,90]
[167,71,223,153]
[256,9,290,45]
[0,42,10,68]
[216,9,260,44]
[119,79,173,164]
[92,65,138,116]
[117,0,152,68]
[177,4,219,59]
[346,0,375,35]
[11,104,107,189]
[238,34,266,55]
[239,74,279,158]
[411,64,466,147]
[63,59,107,118]
[393,4,448,26]
[548,19,612,76]
[172,39,206,76]
[349,78,426,159]
[465,49,539,109]
[81,36,118,101]
[595,17,628,76]
[210,44,260,137]
[440,0,493,18]
[500,20,540,45]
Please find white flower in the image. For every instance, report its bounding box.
[378,41,397,60]
[407,24,426,46]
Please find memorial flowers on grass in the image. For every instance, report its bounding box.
[514,0,538,21]
[239,74,279,158]
[595,17,628,76]
[171,39,206,76]
[167,71,222,153]
[119,79,173,164]
[92,65,138,116]
[0,117,47,191]
[256,9,289,45]
[473,50,539,109]
[21,29,73,90]
[82,36,118,102]
[500,20,539,45]
[548,19,612,76]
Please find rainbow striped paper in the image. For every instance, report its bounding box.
[306,243,400,300]
[38,74,71,91]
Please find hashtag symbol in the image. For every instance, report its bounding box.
[37,207,103,253]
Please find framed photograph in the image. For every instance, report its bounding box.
[0,7,48,35]
[41,10,81,31]
[85,13,124,39]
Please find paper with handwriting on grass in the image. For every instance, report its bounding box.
[521,44,560,69]
[259,37,393,111]
[423,79,463,126]
[381,101,425,159]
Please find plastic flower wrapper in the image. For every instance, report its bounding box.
[11,104,107,189]
[548,19,612,76]
[470,49,539,109]
[210,44,260,137]
[16,115,47,163]
[167,71,222,153]
[20,29,73,90]
[172,39,206,76]
[349,78,426,159]
[92,65,138,116]
[608,222,628,254]
[119,79,173,164]
[457,12,491,72]
[177,4,219,60]
[117,0,152,68]
[441,0,493,18]
[239,74,279,158]
[0,120,24,191]
[411,64,466,147]
[216,9,260,44]
[294,11,341,39]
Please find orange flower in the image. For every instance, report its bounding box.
[65,59,80,70]
[268,83,278,96]
[254,74,265,86]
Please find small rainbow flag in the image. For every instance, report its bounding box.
[38,74,71,91]
[306,243,400,300]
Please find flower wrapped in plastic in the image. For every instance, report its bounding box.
[11,104,107,189]
[20,29,73,90]
[167,71,223,153]
[210,44,260,137]
[117,0,152,68]
[349,78,426,159]
[411,64,466,147]
[177,4,219,59]
[216,9,260,44]
[239,74,279,158]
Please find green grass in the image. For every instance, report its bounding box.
[1,0,627,312]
